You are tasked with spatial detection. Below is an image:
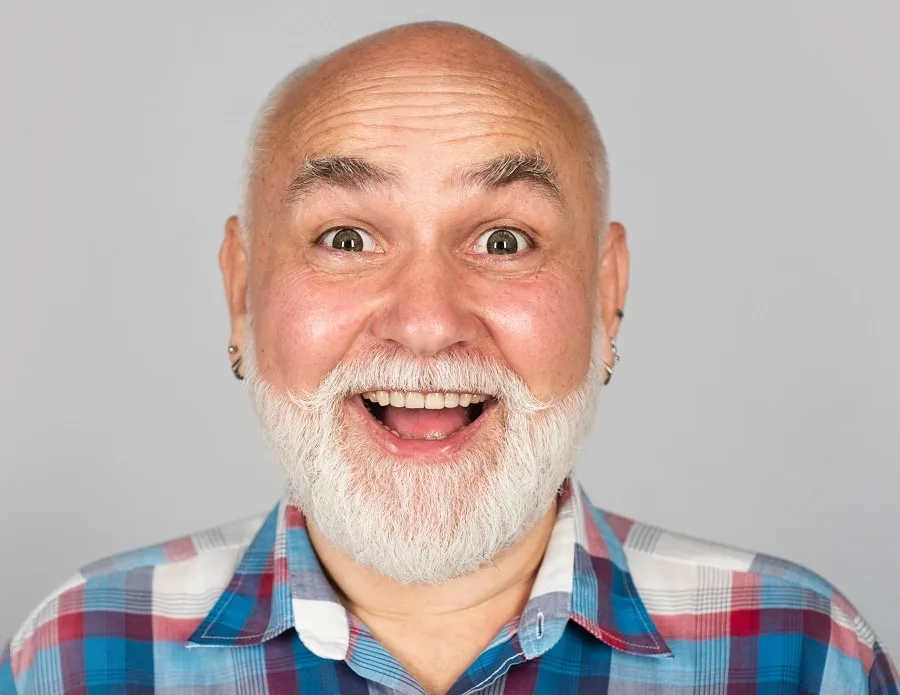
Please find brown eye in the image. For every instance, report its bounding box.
[320,227,376,252]
[474,228,530,255]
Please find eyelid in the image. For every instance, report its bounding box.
[472,227,533,255]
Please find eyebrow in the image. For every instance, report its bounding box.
[285,151,567,211]
[286,156,397,200]
[454,152,567,212]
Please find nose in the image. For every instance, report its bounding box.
[370,249,479,357]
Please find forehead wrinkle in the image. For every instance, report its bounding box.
[287,96,566,151]
[284,68,562,128]
[296,96,559,133]
[323,77,550,104]
[250,39,602,236]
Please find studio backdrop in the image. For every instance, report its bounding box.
[1,0,898,650]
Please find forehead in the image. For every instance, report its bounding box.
[264,61,588,194]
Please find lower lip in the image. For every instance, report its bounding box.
[346,394,498,460]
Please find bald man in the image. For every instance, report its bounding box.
[3,22,897,695]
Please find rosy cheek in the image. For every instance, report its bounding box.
[252,269,370,392]
[476,273,594,399]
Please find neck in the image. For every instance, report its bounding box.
[306,498,559,693]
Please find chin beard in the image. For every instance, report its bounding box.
[241,332,604,585]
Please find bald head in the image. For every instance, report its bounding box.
[240,22,608,241]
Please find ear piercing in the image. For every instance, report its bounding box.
[228,345,243,381]
[602,337,619,385]
[602,308,624,385]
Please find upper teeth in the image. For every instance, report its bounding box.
[362,391,488,409]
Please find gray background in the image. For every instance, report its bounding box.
[1,0,898,651]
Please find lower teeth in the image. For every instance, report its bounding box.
[380,423,449,441]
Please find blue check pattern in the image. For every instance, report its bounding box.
[2,480,897,693]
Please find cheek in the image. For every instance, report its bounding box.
[251,268,371,391]
[477,271,595,398]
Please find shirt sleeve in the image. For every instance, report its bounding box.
[869,640,900,695]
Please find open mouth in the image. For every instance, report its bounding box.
[358,390,494,441]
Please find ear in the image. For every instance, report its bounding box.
[597,221,629,343]
[219,216,249,358]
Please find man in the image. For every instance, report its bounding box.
[2,20,897,695]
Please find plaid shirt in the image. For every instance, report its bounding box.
[2,481,897,694]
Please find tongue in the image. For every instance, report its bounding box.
[381,405,472,439]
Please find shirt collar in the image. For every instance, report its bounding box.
[565,483,673,658]
[187,480,672,660]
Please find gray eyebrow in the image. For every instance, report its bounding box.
[286,156,397,200]
[285,152,567,212]
[454,152,567,212]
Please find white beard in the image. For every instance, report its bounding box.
[242,329,604,585]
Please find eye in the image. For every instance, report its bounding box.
[473,228,531,255]
[319,227,377,252]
